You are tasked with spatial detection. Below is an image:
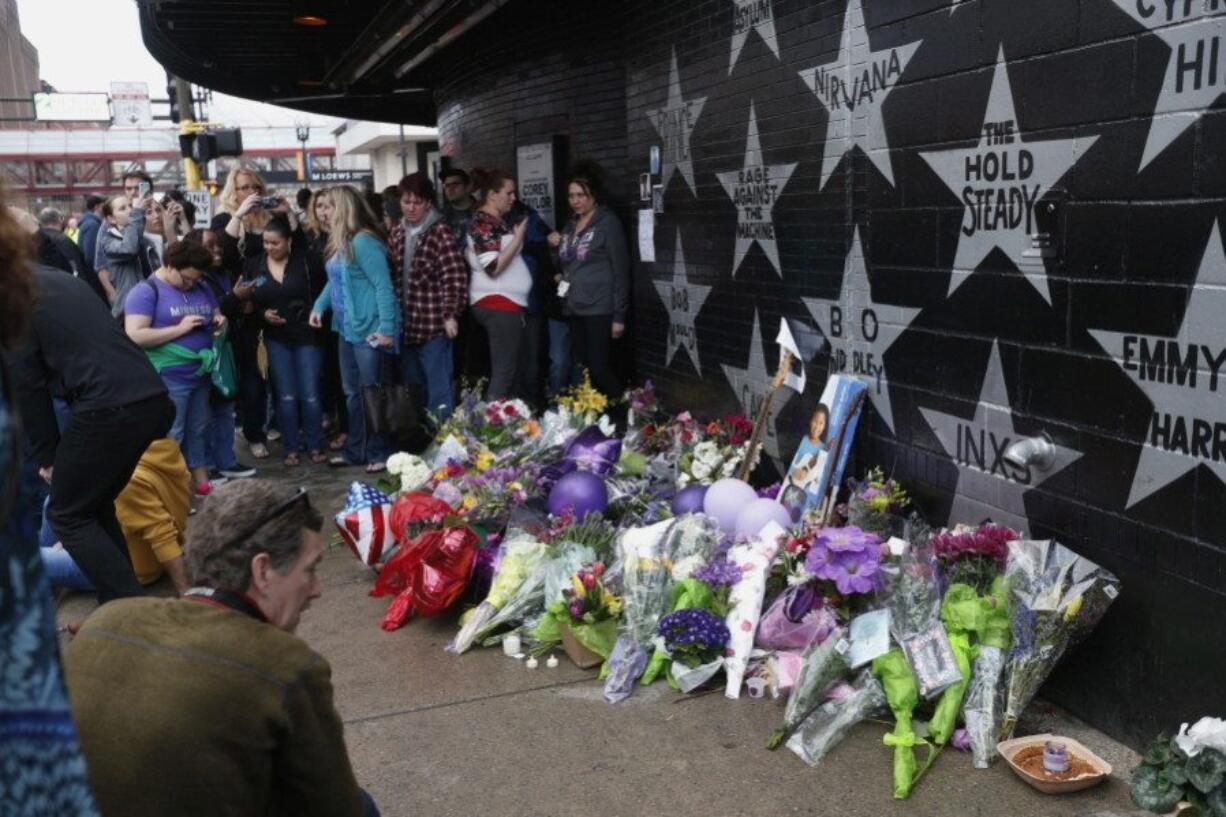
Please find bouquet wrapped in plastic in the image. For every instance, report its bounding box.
[447,533,547,653]
[531,561,621,661]
[786,669,887,767]
[843,467,910,539]
[756,584,839,652]
[888,542,962,699]
[766,626,849,749]
[1000,539,1121,740]
[603,519,678,702]
[943,576,1012,768]
[724,521,785,699]
[658,608,730,693]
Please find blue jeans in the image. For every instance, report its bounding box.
[38,497,93,591]
[548,318,579,396]
[266,340,324,454]
[401,335,455,423]
[338,337,393,464]
[167,379,211,470]
[206,399,239,471]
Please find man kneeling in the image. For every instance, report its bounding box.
[64,480,377,816]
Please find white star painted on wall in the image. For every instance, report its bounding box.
[729,0,781,74]
[798,0,921,190]
[920,341,1083,533]
[716,102,797,277]
[1110,2,1226,170]
[919,46,1098,304]
[802,227,921,435]
[653,231,712,377]
[647,48,707,194]
[723,310,794,464]
[1088,220,1226,509]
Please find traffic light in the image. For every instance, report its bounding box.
[191,129,244,164]
[166,71,180,123]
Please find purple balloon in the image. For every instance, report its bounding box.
[564,426,622,476]
[703,478,757,534]
[547,470,609,520]
[734,497,793,539]
[671,484,709,516]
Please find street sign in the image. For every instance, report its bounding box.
[110,82,153,127]
[32,92,110,122]
[184,190,213,229]
[308,168,374,184]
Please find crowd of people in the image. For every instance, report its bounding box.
[0,160,632,815]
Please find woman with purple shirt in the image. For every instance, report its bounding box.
[124,240,227,496]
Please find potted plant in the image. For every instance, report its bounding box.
[1131,718,1226,816]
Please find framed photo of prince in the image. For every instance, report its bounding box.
[780,375,868,518]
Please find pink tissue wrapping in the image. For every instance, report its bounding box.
[772,650,804,694]
[723,522,783,699]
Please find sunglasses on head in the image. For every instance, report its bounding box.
[218,487,311,551]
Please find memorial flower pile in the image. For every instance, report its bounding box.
[333,379,1122,802]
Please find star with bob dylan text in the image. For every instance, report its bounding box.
[653,231,712,377]
[647,48,707,194]
[722,309,793,464]
[1088,220,1226,509]
[803,226,921,435]
[919,46,1097,304]
[920,340,1082,533]
[729,0,781,74]
[1109,2,1226,171]
[716,101,796,277]
[798,0,921,190]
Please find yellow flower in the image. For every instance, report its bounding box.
[432,468,448,481]
[1063,595,1083,621]
[461,495,477,511]
[571,575,587,598]
[475,449,494,472]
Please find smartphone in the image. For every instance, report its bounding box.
[252,275,269,287]
[137,181,151,199]
[258,196,281,209]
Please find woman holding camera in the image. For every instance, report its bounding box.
[246,216,326,468]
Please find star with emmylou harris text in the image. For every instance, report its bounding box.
[802,227,921,435]
[722,310,793,464]
[1088,220,1226,509]
[798,0,921,190]
[920,341,1082,533]
[716,102,797,277]
[1110,2,1226,170]
[919,46,1097,304]
[653,231,712,377]
[647,48,707,194]
[729,0,781,74]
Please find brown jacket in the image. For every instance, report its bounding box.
[64,598,364,817]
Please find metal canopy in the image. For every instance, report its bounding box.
[136,0,497,125]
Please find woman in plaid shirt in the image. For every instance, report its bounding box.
[388,172,468,424]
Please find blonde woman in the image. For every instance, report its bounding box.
[305,189,347,449]
[308,185,399,472]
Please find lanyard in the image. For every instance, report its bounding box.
[183,586,267,623]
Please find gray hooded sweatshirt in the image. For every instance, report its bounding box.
[557,205,629,322]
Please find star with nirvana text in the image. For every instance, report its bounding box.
[1088,220,1226,509]
[919,46,1097,304]
[798,0,921,190]
[654,231,712,377]
[647,48,707,194]
[716,102,797,277]
[920,340,1082,533]
[1110,2,1226,171]
[803,227,921,435]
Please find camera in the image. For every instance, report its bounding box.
[257,196,281,209]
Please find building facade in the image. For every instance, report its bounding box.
[0,0,39,125]
[421,0,1225,746]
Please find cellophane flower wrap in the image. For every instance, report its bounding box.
[766,625,849,750]
[447,533,546,654]
[843,467,910,539]
[786,669,888,767]
[724,522,785,699]
[1000,539,1121,740]
[531,561,622,659]
[603,519,679,702]
[942,575,1012,768]
[887,540,962,699]
[756,584,839,652]
[641,542,735,686]
[659,608,731,693]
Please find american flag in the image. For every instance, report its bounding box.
[335,482,396,567]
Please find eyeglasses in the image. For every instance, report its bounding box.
[237,184,262,192]
[443,181,465,188]
[218,487,311,551]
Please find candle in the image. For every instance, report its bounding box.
[502,634,522,657]
[525,656,539,669]
[546,655,559,668]
[1042,741,1070,774]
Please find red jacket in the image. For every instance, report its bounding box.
[388,216,468,346]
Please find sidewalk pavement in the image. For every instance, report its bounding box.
[57,459,1145,817]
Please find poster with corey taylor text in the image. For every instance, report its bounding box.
[516,143,556,230]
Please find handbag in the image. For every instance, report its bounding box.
[209,332,238,400]
[361,382,420,442]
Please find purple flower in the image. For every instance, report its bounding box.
[756,483,782,500]
[827,548,881,595]
[693,557,742,588]
[805,541,835,577]
[818,526,879,554]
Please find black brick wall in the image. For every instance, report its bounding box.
[428,0,1226,747]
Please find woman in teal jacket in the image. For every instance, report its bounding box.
[309,186,400,471]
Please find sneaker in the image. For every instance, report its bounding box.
[219,465,257,479]
[267,428,282,442]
